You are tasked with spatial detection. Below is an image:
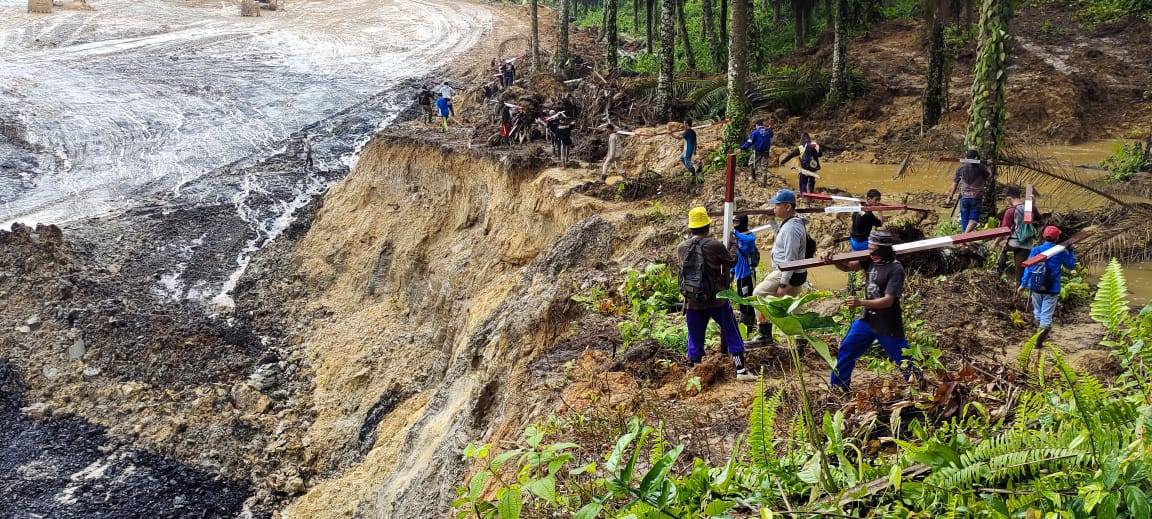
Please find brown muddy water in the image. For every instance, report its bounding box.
[763,140,1152,304]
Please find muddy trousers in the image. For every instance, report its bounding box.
[831,319,911,389]
[685,302,745,363]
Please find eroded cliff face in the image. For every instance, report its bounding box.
[245,138,620,517]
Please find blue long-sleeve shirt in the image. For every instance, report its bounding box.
[1021,242,1077,294]
[740,126,773,152]
[732,230,757,280]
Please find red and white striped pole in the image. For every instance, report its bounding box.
[723,153,736,247]
[801,192,864,203]
[778,227,1011,271]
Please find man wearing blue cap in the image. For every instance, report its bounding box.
[748,189,810,345]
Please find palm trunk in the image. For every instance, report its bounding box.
[656,0,676,120]
[676,0,696,70]
[646,0,655,53]
[633,0,640,30]
[556,0,571,73]
[702,0,723,70]
[720,0,729,43]
[827,0,848,104]
[773,0,782,24]
[921,18,946,128]
[965,0,1012,220]
[792,0,804,48]
[607,0,619,71]
[529,0,541,71]
[723,0,750,151]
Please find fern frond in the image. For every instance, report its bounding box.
[1090,259,1130,334]
[748,375,781,468]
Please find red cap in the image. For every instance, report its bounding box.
[1043,226,1061,240]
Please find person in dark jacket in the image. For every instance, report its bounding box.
[676,207,756,381]
[740,120,774,183]
[416,88,434,123]
[1020,226,1076,348]
[849,189,884,252]
[780,133,822,194]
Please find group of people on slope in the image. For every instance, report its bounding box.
[739,120,824,193]
[677,188,911,389]
[945,150,1078,345]
[416,81,457,132]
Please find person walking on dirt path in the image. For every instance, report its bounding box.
[824,230,921,390]
[416,88,435,124]
[499,103,514,145]
[505,60,517,87]
[1020,225,1077,349]
[601,124,622,180]
[946,149,991,233]
[302,133,314,171]
[435,94,451,132]
[779,133,822,194]
[849,189,884,252]
[748,189,810,345]
[999,185,1043,286]
[498,61,510,88]
[673,118,698,175]
[436,81,456,116]
[676,207,757,382]
[732,214,760,329]
[740,120,773,183]
[555,116,573,167]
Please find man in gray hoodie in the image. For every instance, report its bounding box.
[748,189,809,345]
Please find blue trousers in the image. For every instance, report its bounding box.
[1031,292,1058,328]
[958,197,981,231]
[686,302,745,362]
[831,319,909,389]
[681,153,696,173]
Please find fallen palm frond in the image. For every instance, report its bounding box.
[996,144,1139,209]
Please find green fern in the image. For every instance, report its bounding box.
[748,374,781,468]
[1090,259,1130,333]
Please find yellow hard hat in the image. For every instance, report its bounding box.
[687,207,711,229]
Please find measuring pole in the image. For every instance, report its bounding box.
[1024,184,1035,224]
[722,153,736,247]
[1021,230,1092,267]
[801,192,863,203]
[778,227,1011,271]
[709,205,929,217]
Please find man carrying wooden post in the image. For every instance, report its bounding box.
[822,230,920,390]
[747,189,810,345]
[1019,226,1077,348]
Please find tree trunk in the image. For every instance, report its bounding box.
[965,0,1012,219]
[529,0,541,72]
[825,0,832,28]
[646,0,655,53]
[792,0,804,49]
[676,0,696,70]
[773,0,782,24]
[720,0,729,43]
[656,0,676,120]
[556,0,570,73]
[633,0,640,30]
[702,0,723,70]
[827,0,849,104]
[723,0,750,151]
[921,18,946,128]
[607,0,619,71]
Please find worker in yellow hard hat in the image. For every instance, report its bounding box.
[675,207,755,381]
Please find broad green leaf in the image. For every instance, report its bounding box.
[637,445,684,497]
[573,501,603,519]
[524,477,557,503]
[888,463,902,491]
[497,489,522,519]
[491,449,523,471]
[704,499,734,515]
[469,471,491,500]
[1125,486,1149,518]
[804,334,837,371]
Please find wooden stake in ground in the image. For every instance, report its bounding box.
[722,154,736,247]
[778,227,1011,271]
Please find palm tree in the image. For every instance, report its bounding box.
[826,0,849,104]
[656,0,676,120]
[675,0,696,70]
[701,0,724,71]
[555,0,571,73]
[646,0,655,52]
[722,0,750,150]
[529,0,541,72]
[921,15,946,128]
[607,0,619,71]
[965,0,1012,217]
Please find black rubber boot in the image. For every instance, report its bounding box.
[748,323,773,345]
[1036,326,1052,348]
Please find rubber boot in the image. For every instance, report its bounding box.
[747,322,773,346]
[1035,326,1051,348]
[732,352,756,381]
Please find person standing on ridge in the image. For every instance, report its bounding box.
[945,149,991,233]
[748,189,810,345]
[779,133,822,194]
[1020,226,1076,348]
[824,230,920,390]
[676,207,757,382]
[740,120,773,183]
[506,60,517,86]
[435,94,451,132]
[732,214,760,329]
[672,118,698,174]
[601,124,622,180]
[416,88,434,124]
[849,189,884,252]
[436,81,456,116]
[554,116,573,167]
[999,185,1042,286]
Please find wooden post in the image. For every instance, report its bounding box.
[778,227,1011,271]
[722,153,735,246]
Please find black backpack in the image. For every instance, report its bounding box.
[1028,260,1057,293]
[679,240,716,304]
